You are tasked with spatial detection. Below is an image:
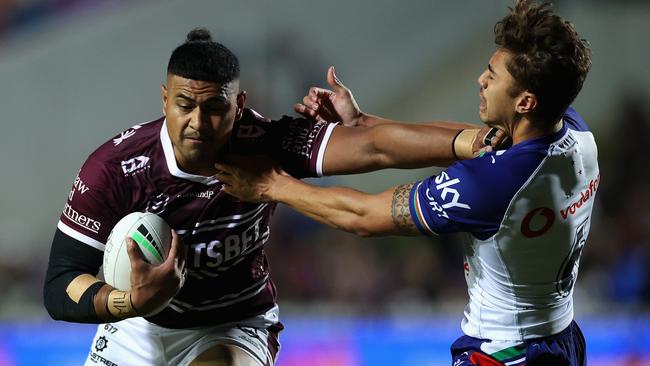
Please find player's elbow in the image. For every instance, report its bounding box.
[43,283,65,321]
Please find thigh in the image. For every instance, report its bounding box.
[176,324,282,366]
[189,344,260,366]
[84,320,164,366]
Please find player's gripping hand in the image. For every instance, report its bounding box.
[474,127,510,156]
[215,156,287,203]
[293,66,363,127]
[127,230,186,316]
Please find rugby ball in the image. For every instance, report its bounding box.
[103,212,172,291]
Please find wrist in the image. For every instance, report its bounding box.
[106,289,139,319]
[452,129,480,160]
[267,174,297,203]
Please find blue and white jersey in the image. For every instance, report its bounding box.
[409,108,599,341]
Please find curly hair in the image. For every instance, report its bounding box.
[495,0,592,123]
[167,27,240,84]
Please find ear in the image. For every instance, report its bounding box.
[161,84,168,117]
[515,91,537,114]
[235,91,247,120]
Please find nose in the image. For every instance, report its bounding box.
[188,107,211,131]
[478,69,488,90]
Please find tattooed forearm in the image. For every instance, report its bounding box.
[391,183,419,235]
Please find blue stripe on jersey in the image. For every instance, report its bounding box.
[408,108,591,240]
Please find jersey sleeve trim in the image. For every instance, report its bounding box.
[57,221,105,251]
[408,182,439,236]
[315,123,338,177]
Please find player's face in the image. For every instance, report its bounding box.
[162,75,246,175]
[477,49,520,129]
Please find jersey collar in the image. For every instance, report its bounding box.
[159,119,220,186]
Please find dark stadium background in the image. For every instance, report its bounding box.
[0,0,649,364]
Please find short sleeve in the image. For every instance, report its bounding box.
[57,157,123,251]
[229,108,337,178]
[408,150,546,239]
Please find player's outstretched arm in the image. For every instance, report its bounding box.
[215,160,419,237]
[295,66,478,130]
[294,67,507,174]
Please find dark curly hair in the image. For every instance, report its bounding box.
[495,0,592,124]
[167,27,240,84]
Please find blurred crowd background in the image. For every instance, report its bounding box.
[0,0,649,364]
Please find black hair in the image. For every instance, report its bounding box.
[167,27,240,84]
[495,0,592,123]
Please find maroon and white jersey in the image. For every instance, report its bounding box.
[57,108,336,328]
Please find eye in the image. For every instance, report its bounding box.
[178,104,194,112]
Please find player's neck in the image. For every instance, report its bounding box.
[511,116,562,145]
[176,156,218,177]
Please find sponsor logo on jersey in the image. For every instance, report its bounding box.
[281,119,327,158]
[121,155,150,175]
[89,352,117,366]
[433,171,471,210]
[62,202,102,233]
[521,207,555,238]
[236,124,266,138]
[95,336,108,352]
[112,125,142,146]
[68,173,90,201]
[560,174,600,220]
[187,216,269,272]
[178,190,215,200]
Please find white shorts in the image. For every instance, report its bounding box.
[84,305,281,366]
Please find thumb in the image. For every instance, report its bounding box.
[126,237,147,267]
[327,66,347,92]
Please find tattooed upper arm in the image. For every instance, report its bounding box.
[391,183,420,235]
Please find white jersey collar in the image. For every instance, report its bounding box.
[160,119,220,186]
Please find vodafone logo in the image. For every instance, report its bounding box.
[561,174,600,220]
[521,207,555,238]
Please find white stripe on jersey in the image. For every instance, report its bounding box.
[176,206,267,236]
[192,204,267,228]
[505,357,526,366]
[57,221,105,251]
[316,123,338,177]
[413,183,437,235]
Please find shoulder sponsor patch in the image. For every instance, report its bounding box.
[121,155,150,176]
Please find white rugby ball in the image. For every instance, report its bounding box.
[103,212,172,291]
